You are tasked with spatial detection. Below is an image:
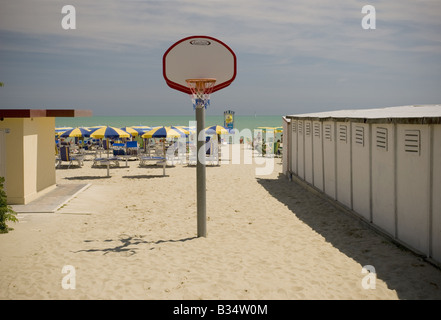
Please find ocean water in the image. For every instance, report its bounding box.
[55,115,284,133]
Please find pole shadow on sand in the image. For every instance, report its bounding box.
[74,236,198,256]
[64,176,112,180]
[256,174,441,300]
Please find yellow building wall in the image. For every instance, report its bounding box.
[0,118,24,203]
[36,117,56,193]
[0,117,56,204]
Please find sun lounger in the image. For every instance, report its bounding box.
[56,146,84,168]
[206,139,219,166]
[92,157,120,167]
[139,156,165,166]
[126,141,139,158]
[188,144,197,166]
[139,156,166,176]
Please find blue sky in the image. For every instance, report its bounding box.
[0,0,440,116]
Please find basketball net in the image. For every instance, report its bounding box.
[186,78,216,109]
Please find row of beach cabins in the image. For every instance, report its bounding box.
[282,104,441,267]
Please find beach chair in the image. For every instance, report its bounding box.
[126,141,139,159]
[139,155,166,176]
[92,143,121,167]
[139,155,166,165]
[92,156,120,167]
[262,141,281,158]
[246,138,253,149]
[254,142,264,157]
[166,140,186,165]
[112,143,126,156]
[205,139,219,166]
[153,144,163,157]
[103,139,110,150]
[177,141,187,164]
[187,143,197,166]
[274,141,281,157]
[94,139,105,158]
[56,146,83,168]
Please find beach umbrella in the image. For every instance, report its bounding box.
[55,127,73,137]
[142,126,187,163]
[86,125,105,134]
[257,126,283,134]
[90,126,131,154]
[177,125,195,132]
[55,126,73,132]
[141,126,186,139]
[257,126,275,131]
[205,125,229,135]
[59,127,91,138]
[90,126,131,139]
[120,126,140,137]
[170,126,190,136]
[176,126,196,137]
[90,126,131,177]
[130,126,152,135]
[131,126,154,152]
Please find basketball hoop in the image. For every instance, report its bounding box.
[186,78,216,109]
[163,36,236,238]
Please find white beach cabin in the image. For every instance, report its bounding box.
[283,104,441,266]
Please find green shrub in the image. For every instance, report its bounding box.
[0,177,18,233]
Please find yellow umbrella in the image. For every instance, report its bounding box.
[257,126,275,131]
[121,126,139,137]
[90,126,131,139]
[257,126,283,133]
[59,127,91,138]
[131,126,152,135]
[90,126,130,177]
[205,125,229,135]
[55,127,73,137]
[141,126,186,166]
[170,126,190,136]
[55,126,73,132]
[141,126,186,139]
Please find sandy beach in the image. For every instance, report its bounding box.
[1,145,441,300]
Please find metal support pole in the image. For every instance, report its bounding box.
[196,105,207,237]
